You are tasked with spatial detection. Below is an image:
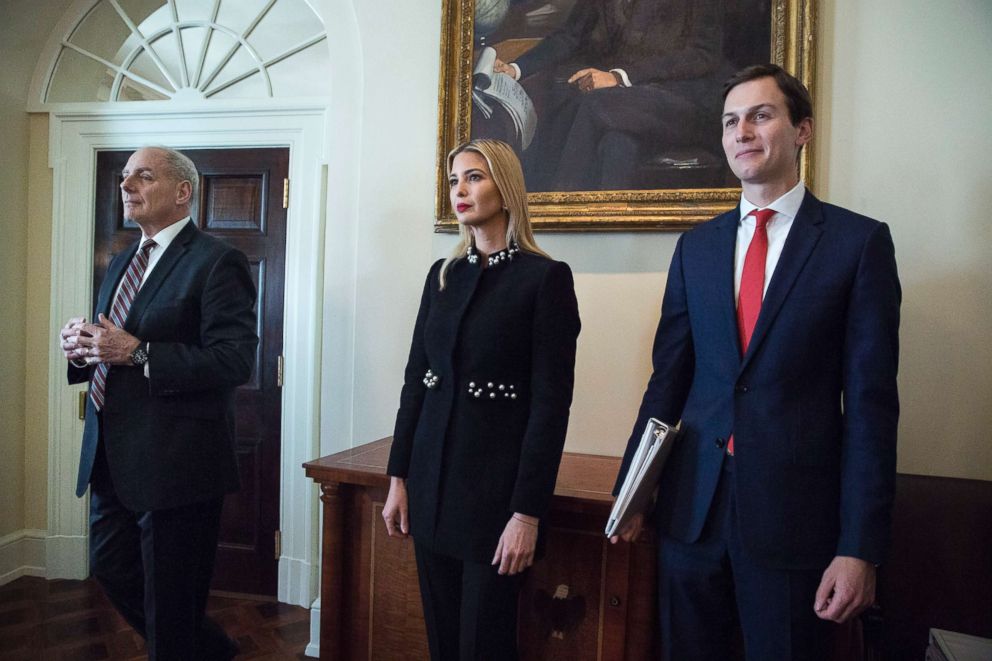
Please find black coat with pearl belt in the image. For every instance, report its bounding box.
[387,248,581,563]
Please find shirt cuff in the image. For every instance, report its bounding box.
[144,343,150,379]
[610,68,632,87]
[510,62,521,81]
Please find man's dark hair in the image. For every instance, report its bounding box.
[723,64,813,126]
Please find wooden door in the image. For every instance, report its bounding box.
[94,147,288,596]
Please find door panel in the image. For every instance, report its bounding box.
[94,147,289,596]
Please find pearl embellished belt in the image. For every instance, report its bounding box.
[466,379,519,401]
[422,369,524,401]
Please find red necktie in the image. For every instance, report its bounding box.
[728,208,775,454]
[90,239,156,410]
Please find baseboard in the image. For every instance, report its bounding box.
[44,533,89,580]
[305,597,321,658]
[0,529,47,586]
[278,554,316,607]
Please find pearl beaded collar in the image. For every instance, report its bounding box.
[466,242,521,267]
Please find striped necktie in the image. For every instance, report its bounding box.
[89,239,156,410]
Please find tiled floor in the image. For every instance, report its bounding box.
[0,576,312,660]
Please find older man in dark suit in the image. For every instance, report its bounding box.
[59,146,257,659]
[612,65,901,660]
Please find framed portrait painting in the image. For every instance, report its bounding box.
[435,0,816,230]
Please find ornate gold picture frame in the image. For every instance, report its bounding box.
[435,0,816,231]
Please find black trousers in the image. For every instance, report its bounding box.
[88,435,236,660]
[414,542,525,661]
[657,458,834,661]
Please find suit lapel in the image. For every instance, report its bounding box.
[709,210,743,361]
[123,222,196,331]
[740,191,824,373]
[95,244,136,318]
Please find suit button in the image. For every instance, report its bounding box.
[714,438,726,449]
[735,384,749,393]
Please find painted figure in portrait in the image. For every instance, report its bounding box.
[471,0,772,192]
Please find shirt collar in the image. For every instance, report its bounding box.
[738,181,806,224]
[142,216,191,250]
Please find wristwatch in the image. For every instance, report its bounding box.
[130,342,149,367]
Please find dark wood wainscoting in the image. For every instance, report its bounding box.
[877,473,992,659]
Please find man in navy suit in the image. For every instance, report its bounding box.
[58,147,257,659]
[611,65,900,659]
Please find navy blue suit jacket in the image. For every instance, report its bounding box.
[616,191,901,570]
[69,223,258,512]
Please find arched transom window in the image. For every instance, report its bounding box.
[44,0,328,103]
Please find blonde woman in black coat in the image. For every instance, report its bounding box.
[382,139,581,660]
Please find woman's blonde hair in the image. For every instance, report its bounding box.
[439,139,549,289]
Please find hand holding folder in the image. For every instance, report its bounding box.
[604,418,678,539]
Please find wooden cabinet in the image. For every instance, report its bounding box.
[304,438,657,660]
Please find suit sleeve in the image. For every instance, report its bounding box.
[837,222,901,563]
[146,249,258,393]
[613,235,695,495]
[514,3,599,77]
[387,261,442,478]
[510,261,581,517]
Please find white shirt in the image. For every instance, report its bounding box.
[110,216,191,303]
[734,182,806,303]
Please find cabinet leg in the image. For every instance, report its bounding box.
[320,482,345,660]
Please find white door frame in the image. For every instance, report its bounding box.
[45,102,327,607]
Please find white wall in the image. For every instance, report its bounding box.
[817,0,992,478]
[315,0,445,455]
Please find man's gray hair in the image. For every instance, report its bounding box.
[148,146,199,202]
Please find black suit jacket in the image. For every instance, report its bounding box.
[616,192,901,569]
[387,253,581,562]
[70,222,258,512]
